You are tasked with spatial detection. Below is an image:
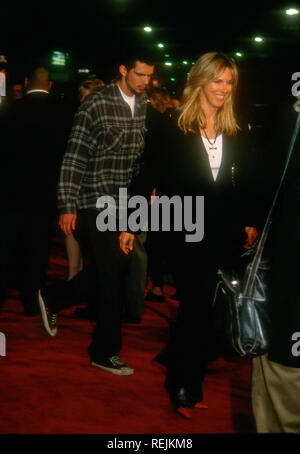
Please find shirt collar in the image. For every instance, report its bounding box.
[26,89,49,95]
[112,81,147,106]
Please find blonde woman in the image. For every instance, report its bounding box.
[120,52,258,417]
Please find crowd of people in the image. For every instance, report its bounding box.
[0,50,299,432]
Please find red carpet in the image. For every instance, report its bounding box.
[0,237,255,435]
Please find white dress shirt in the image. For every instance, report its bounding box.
[201,134,223,181]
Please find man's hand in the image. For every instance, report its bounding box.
[119,232,135,255]
[59,214,77,236]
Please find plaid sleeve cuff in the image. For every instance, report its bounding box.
[58,203,77,214]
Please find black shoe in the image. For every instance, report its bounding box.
[167,385,204,418]
[38,289,57,337]
[91,355,134,376]
[169,386,196,409]
[145,290,165,302]
[166,376,204,405]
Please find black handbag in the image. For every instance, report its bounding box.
[213,109,300,357]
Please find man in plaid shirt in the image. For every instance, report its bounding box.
[38,55,155,376]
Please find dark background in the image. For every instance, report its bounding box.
[1,1,300,119]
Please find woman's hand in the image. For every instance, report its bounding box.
[244,226,258,249]
[119,232,135,255]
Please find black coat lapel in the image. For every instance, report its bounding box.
[215,134,231,184]
[185,133,215,185]
[197,133,232,185]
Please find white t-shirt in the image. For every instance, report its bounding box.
[201,134,223,181]
[118,86,135,117]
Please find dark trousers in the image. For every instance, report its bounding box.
[162,224,244,393]
[164,236,216,392]
[48,209,129,359]
[83,211,128,358]
[0,209,55,313]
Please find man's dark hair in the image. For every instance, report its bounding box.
[110,49,156,81]
[119,54,155,71]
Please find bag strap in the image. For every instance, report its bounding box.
[244,111,300,294]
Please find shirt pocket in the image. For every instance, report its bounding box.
[103,126,124,153]
[135,126,147,151]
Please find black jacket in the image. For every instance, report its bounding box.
[267,98,300,367]
[0,91,70,212]
[131,109,259,263]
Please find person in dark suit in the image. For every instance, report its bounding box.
[0,65,67,315]
[120,52,258,417]
[251,96,300,433]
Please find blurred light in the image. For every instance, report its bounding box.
[286,8,299,15]
[170,77,176,81]
[164,54,170,57]
[51,51,66,66]
[164,61,173,66]
[143,26,152,32]
[254,36,263,42]
[157,43,164,48]
[78,69,90,74]
[235,52,243,57]
[191,62,195,65]
[0,72,6,97]
[182,60,189,65]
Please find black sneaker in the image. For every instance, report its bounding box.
[38,289,57,337]
[91,355,134,376]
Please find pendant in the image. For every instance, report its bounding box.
[209,146,217,150]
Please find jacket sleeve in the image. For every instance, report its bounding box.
[57,99,95,214]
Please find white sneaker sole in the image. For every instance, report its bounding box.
[38,290,57,337]
[91,361,134,376]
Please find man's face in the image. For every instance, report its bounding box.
[11,84,23,100]
[119,61,154,96]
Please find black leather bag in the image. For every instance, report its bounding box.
[213,110,300,357]
[213,241,270,356]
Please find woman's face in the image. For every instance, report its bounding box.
[200,67,233,111]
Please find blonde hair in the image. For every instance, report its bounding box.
[178,52,239,136]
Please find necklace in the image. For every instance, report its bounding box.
[203,129,218,150]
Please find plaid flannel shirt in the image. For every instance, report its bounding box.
[57,82,148,213]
